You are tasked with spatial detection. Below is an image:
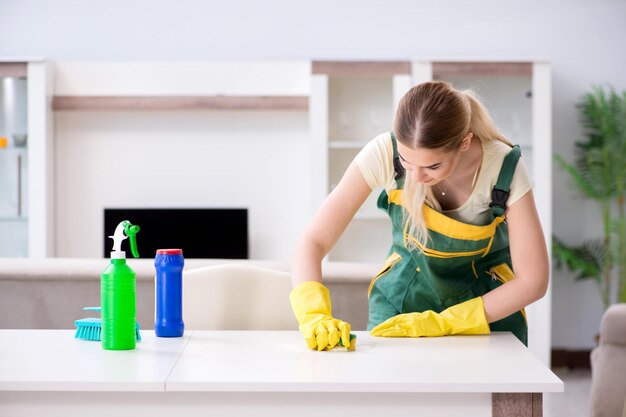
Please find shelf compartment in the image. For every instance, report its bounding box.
[328,76,394,142]
[52,96,309,111]
[329,148,360,191]
[434,74,533,148]
[329,216,392,263]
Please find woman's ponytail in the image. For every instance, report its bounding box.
[463,90,512,147]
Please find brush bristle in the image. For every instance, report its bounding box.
[74,318,141,342]
[74,320,103,341]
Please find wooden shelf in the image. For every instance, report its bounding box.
[433,62,532,78]
[312,61,411,76]
[52,95,309,111]
[329,141,367,149]
[0,63,27,78]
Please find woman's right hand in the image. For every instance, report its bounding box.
[289,281,351,350]
[290,161,370,349]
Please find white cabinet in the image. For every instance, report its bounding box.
[0,67,28,257]
[0,59,54,258]
[310,62,412,263]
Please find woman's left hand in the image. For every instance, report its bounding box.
[370,297,490,337]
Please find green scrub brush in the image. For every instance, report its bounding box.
[75,307,142,342]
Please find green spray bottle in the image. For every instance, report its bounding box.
[101,220,140,350]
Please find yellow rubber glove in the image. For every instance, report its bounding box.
[370,297,490,337]
[289,281,352,351]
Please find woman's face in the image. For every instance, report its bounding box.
[396,138,468,185]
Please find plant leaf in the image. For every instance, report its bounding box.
[553,236,603,284]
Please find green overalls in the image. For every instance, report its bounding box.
[367,133,528,346]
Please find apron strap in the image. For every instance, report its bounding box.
[390,131,406,188]
[489,145,521,218]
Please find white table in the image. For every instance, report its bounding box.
[0,330,562,417]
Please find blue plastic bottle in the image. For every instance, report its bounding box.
[154,249,185,337]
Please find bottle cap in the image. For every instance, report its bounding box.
[156,249,183,255]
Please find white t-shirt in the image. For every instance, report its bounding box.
[354,132,533,225]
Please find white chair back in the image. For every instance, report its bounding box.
[182,263,297,330]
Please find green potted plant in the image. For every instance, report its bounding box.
[553,85,626,309]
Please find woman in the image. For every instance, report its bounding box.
[290,81,549,351]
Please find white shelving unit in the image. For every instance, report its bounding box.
[0,59,54,258]
[0,66,28,257]
[311,62,412,263]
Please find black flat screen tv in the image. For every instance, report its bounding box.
[104,208,248,259]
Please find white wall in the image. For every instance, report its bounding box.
[51,61,311,260]
[2,0,625,348]
[54,110,310,260]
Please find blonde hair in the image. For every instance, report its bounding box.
[394,81,512,249]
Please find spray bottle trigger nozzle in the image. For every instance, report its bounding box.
[124,222,140,258]
[109,220,140,259]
